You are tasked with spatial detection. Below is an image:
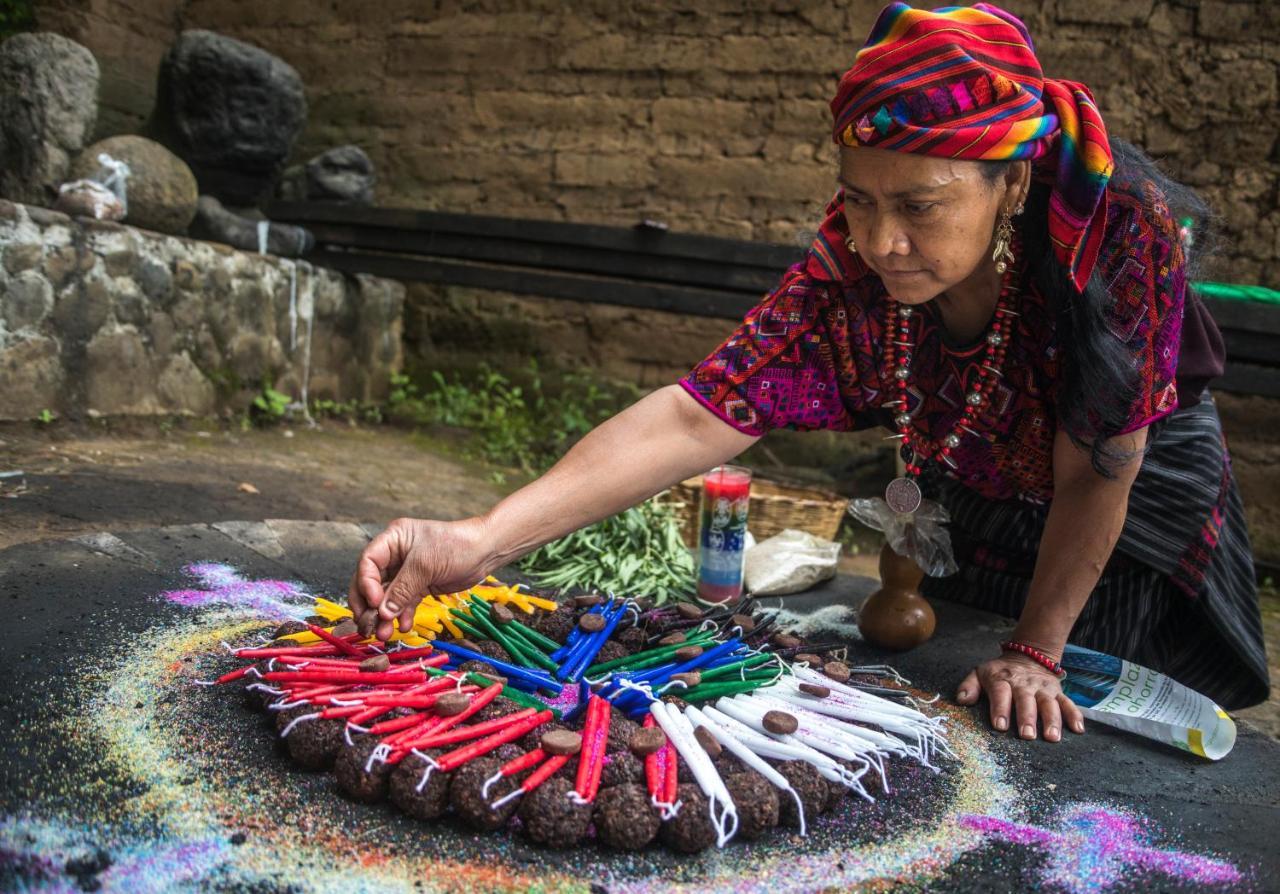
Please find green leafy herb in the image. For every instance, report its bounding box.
[519,496,696,605]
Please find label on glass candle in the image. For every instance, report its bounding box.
[697,466,751,603]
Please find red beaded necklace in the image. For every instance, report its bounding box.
[881,242,1020,515]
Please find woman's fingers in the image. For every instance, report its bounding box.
[955,669,980,705]
[1036,690,1062,742]
[986,678,1012,732]
[1059,693,1086,734]
[350,529,399,614]
[1014,688,1039,739]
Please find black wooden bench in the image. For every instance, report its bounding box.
[267,202,1280,399]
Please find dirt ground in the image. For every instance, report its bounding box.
[0,414,1275,739]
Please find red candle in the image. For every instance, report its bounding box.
[305,624,367,657]
[433,709,553,772]
[409,708,538,749]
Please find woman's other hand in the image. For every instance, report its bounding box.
[348,516,493,642]
[955,652,1085,742]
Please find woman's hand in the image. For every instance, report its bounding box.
[955,651,1085,742]
[348,516,494,642]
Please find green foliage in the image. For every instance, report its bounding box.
[0,0,35,40]
[34,408,54,425]
[519,496,696,604]
[387,361,639,474]
[249,385,291,423]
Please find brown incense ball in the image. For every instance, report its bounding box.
[473,638,512,664]
[531,604,577,644]
[458,659,498,678]
[450,755,517,831]
[475,695,523,724]
[659,783,717,853]
[599,751,645,788]
[389,750,451,820]
[242,663,278,712]
[593,640,629,666]
[605,712,641,754]
[521,721,567,753]
[594,783,660,851]
[335,736,393,804]
[724,771,779,840]
[272,620,309,638]
[286,717,344,770]
[613,626,647,651]
[273,703,315,736]
[777,761,830,827]
[518,776,591,848]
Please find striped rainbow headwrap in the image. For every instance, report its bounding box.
[826,2,1113,293]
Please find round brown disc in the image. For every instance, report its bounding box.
[762,710,799,735]
[674,645,704,662]
[331,618,358,637]
[541,729,583,756]
[798,682,831,698]
[359,654,391,673]
[434,692,471,716]
[771,633,801,650]
[670,671,702,689]
[453,638,481,653]
[693,725,722,758]
[578,613,606,633]
[356,609,380,637]
[658,632,686,646]
[574,594,605,608]
[823,661,851,684]
[475,672,509,686]
[491,603,515,625]
[675,603,704,620]
[730,613,756,633]
[794,653,823,666]
[628,727,666,757]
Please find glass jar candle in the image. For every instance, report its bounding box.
[696,464,752,603]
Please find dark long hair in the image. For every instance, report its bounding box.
[1009,138,1214,476]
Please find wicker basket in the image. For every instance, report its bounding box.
[665,475,849,547]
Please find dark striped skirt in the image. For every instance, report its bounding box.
[921,393,1269,711]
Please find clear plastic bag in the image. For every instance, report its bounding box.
[848,496,958,577]
[743,529,841,596]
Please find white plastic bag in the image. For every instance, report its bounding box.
[743,529,840,596]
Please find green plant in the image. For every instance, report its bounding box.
[250,385,291,423]
[388,360,638,474]
[34,408,54,425]
[519,496,696,604]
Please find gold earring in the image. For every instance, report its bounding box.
[992,209,1015,274]
[845,236,858,254]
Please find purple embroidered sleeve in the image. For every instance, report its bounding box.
[680,264,864,436]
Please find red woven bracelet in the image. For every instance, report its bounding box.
[999,640,1066,677]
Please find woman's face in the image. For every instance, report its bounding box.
[838,146,1025,304]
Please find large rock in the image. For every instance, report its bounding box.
[149,30,307,207]
[70,136,198,235]
[0,32,99,207]
[306,145,375,203]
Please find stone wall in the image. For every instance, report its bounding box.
[0,199,403,421]
[40,0,1280,287]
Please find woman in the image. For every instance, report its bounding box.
[349,3,1269,741]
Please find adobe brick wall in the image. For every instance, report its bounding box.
[38,0,1280,283]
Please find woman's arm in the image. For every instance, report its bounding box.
[956,424,1147,740]
[352,384,758,640]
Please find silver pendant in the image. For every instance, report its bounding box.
[885,476,922,515]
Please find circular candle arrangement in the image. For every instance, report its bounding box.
[204,582,962,858]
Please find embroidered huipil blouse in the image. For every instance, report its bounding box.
[680,175,1187,505]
